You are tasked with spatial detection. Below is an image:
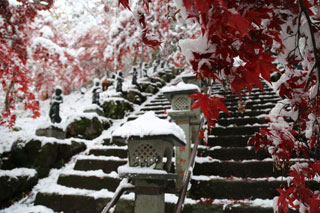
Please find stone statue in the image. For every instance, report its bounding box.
[49,87,63,123]
[92,78,102,105]
[116,71,124,93]
[153,60,160,73]
[131,67,140,90]
[143,63,148,78]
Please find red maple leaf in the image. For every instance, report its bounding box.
[227,13,253,38]
[118,0,131,11]
[189,92,229,127]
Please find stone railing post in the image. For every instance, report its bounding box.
[162,82,201,189]
[112,112,185,213]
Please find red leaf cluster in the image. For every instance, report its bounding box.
[189,92,229,128]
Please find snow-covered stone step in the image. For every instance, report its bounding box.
[219,94,279,101]
[149,99,171,104]
[34,190,275,213]
[217,117,268,127]
[135,110,167,116]
[144,102,171,107]
[127,114,168,121]
[212,90,276,97]
[153,96,168,101]
[225,103,276,111]
[88,146,127,158]
[74,156,126,173]
[208,135,251,147]
[0,168,38,208]
[210,126,265,136]
[140,105,171,111]
[57,170,120,191]
[219,109,269,118]
[222,97,281,105]
[197,146,269,161]
[190,177,319,200]
[34,186,123,213]
[193,159,285,178]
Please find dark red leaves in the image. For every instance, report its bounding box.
[118,0,131,11]
[189,92,229,127]
[227,13,253,38]
[142,30,161,47]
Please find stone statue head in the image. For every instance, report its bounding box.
[94,78,100,87]
[55,87,62,96]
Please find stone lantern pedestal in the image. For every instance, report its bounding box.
[162,82,201,189]
[112,112,185,213]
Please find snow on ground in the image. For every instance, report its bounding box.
[0,70,277,212]
[0,71,186,212]
[0,168,37,179]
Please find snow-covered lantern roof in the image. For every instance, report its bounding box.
[112,112,185,175]
[181,73,202,88]
[162,82,200,111]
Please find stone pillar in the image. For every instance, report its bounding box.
[162,82,201,189]
[134,179,166,213]
[168,110,200,189]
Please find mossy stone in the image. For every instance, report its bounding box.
[66,117,103,140]
[138,82,159,94]
[101,99,133,119]
[123,90,146,104]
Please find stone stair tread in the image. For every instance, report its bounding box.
[127,114,168,121]
[88,146,127,158]
[210,126,265,136]
[135,110,167,115]
[197,146,269,160]
[194,159,283,178]
[217,117,268,126]
[74,156,127,173]
[144,102,171,106]
[140,105,171,111]
[190,177,319,200]
[208,135,252,147]
[35,191,276,213]
[58,170,120,191]
[76,155,126,161]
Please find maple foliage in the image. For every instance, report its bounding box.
[0,0,51,128]
[124,0,320,212]
[190,92,229,127]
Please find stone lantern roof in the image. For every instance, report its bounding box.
[161,82,200,101]
[111,111,186,145]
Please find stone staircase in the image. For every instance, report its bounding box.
[34,80,296,212]
[34,80,178,212]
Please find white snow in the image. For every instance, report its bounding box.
[161,81,200,93]
[0,168,37,179]
[111,111,186,143]
[118,163,168,175]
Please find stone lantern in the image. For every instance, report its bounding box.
[162,82,201,189]
[112,112,185,213]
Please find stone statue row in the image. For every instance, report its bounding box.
[48,60,171,124]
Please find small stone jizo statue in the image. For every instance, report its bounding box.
[131,67,141,90]
[49,86,63,123]
[116,71,124,93]
[143,63,148,78]
[92,78,102,105]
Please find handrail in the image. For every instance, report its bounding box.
[174,86,211,213]
[101,178,135,213]
[174,115,205,213]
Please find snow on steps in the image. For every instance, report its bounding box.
[34,69,184,212]
[33,79,289,213]
[189,83,302,212]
